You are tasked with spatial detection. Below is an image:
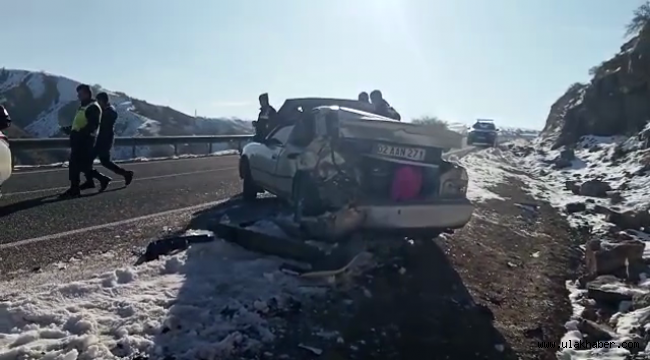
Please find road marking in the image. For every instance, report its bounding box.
[12,154,239,175]
[0,198,232,250]
[3,167,237,197]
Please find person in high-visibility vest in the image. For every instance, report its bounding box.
[59,84,111,198]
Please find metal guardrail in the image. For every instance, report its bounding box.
[9,135,255,159]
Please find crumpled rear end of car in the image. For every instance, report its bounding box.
[291,119,470,241]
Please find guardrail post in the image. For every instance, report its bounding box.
[132,145,136,159]
[237,140,243,154]
[208,142,213,155]
[174,144,178,156]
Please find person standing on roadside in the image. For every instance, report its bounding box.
[91,92,134,185]
[59,84,111,198]
[253,93,277,142]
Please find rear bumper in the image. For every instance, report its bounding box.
[468,132,496,143]
[357,198,474,230]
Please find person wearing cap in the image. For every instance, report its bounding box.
[0,105,11,131]
[370,90,401,121]
[59,84,111,198]
[88,92,134,185]
[253,93,277,142]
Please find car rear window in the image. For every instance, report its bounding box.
[473,122,496,130]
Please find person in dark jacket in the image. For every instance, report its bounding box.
[370,90,401,121]
[253,93,277,142]
[358,92,370,103]
[59,84,111,198]
[0,105,11,131]
[86,92,134,185]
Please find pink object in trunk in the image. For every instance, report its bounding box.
[390,165,423,201]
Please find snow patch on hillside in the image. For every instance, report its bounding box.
[0,70,30,92]
[55,75,80,103]
[25,73,46,99]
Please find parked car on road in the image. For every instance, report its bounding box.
[467,119,499,147]
[239,97,474,237]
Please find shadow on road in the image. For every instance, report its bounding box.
[147,196,519,359]
[147,195,316,359]
[0,186,125,217]
[271,238,520,360]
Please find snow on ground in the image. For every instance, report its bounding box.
[459,149,516,202]
[464,134,650,359]
[505,136,650,232]
[0,230,325,360]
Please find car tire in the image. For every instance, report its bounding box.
[240,158,258,201]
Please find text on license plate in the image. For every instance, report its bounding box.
[374,144,426,161]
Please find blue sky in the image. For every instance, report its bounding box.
[3,0,645,129]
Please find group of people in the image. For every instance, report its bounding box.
[357,89,401,121]
[253,90,401,141]
[57,84,135,198]
[1,88,135,198]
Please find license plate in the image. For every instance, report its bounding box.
[374,143,426,161]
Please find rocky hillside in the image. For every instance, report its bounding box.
[0,69,253,165]
[540,17,650,149]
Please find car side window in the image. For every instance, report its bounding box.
[288,112,315,147]
[267,125,295,145]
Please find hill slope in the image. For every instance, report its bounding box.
[0,69,253,164]
[539,20,650,149]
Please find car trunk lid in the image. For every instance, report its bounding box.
[337,113,463,150]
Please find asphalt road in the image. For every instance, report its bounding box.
[0,145,475,276]
[0,156,243,270]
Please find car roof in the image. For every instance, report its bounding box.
[277,97,377,118]
[475,119,495,123]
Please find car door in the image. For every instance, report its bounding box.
[0,131,11,187]
[273,113,316,196]
[252,124,294,193]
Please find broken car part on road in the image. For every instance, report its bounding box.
[137,198,374,278]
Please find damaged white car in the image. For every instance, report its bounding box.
[239,98,473,239]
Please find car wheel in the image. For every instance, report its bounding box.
[240,158,258,201]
